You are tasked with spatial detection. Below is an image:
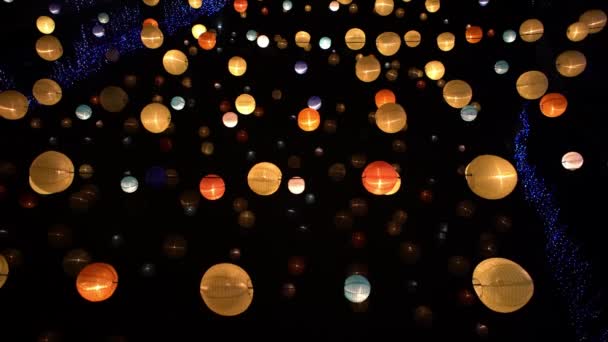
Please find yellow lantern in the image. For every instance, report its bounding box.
[188,0,202,9]
[29,151,74,195]
[404,30,422,48]
[566,22,589,42]
[555,50,586,78]
[355,55,381,83]
[162,49,188,76]
[465,155,517,200]
[295,31,311,49]
[442,80,472,109]
[579,9,607,34]
[424,60,445,80]
[32,79,62,106]
[516,71,548,100]
[0,254,8,288]
[376,32,401,56]
[247,162,282,196]
[228,56,247,77]
[385,178,401,195]
[235,94,256,115]
[375,103,407,133]
[519,19,544,42]
[141,25,164,49]
[338,0,352,4]
[374,0,394,16]
[99,86,129,113]
[425,0,440,13]
[200,263,253,316]
[297,108,321,132]
[0,90,29,120]
[191,24,207,39]
[140,103,171,133]
[472,258,534,313]
[36,35,63,61]
[36,16,56,34]
[345,28,366,50]
[436,32,455,51]
[143,0,160,6]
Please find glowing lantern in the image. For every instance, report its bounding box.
[375,89,396,108]
[374,0,394,16]
[424,61,445,80]
[191,24,207,39]
[404,30,422,47]
[228,56,247,76]
[425,0,440,13]
[163,50,188,75]
[465,155,517,200]
[287,177,306,194]
[338,0,352,4]
[297,108,321,132]
[99,86,128,113]
[143,0,160,6]
[345,28,366,50]
[142,18,159,27]
[437,32,455,51]
[140,103,171,133]
[472,258,533,313]
[556,50,586,77]
[580,9,607,34]
[295,31,311,48]
[29,151,74,195]
[355,55,381,82]
[466,26,483,44]
[385,178,401,195]
[234,0,248,13]
[0,254,8,288]
[32,79,62,106]
[235,94,255,115]
[443,80,473,109]
[0,90,29,120]
[36,35,63,61]
[141,25,164,49]
[200,263,253,316]
[188,0,202,9]
[198,31,217,50]
[344,274,371,303]
[222,112,238,128]
[362,161,399,195]
[76,262,118,302]
[516,71,548,100]
[199,174,226,200]
[566,22,589,42]
[376,32,401,56]
[36,16,56,34]
[540,93,567,118]
[562,151,584,170]
[519,19,544,42]
[376,103,406,133]
[247,162,282,196]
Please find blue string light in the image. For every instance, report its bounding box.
[514,105,607,342]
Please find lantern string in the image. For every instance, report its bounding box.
[514,105,608,342]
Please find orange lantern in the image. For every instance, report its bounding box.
[142,18,159,28]
[375,89,396,108]
[361,161,399,195]
[234,0,248,13]
[466,26,483,44]
[76,262,118,302]
[297,108,320,132]
[539,93,567,118]
[198,31,217,50]
[199,174,226,200]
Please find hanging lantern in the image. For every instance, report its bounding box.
[140,103,171,133]
[76,262,118,302]
[579,9,607,34]
[295,31,311,49]
[198,31,217,50]
[235,94,256,115]
[200,263,253,316]
[465,26,483,44]
[375,103,406,133]
[297,108,321,132]
[344,274,371,303]
[188,0,202,9]
[374,0,394,16]
[436,32,455,51]
[36,16,56,34]
[191,24,207,39]
[247,162,282,196]
[361,161,399,195]
[404,30,422,47]
[36,35,63,61]
[345,28,366,50]
[375,89,396,108]
[287,177,306,194]
[0,254,8,288]
[465,155,517,200]
[162,50,188,75]
[516,71,548,100]
[199,174,226,200]
[141,25,164,49]
[355,55,381,82]
[32,78,62,106]
[0,90,29,120]
[555,50,586,77]
[228,56,247,76]
[519,19,544,42]
[566,22,589,42]
[424,61,445,80]
[443,80,473,108]
[425,0,440,13]
[222,112,239,128]
[99,86,129,113]
[376,32,401,56]
[234,0,248,13]
[143,0,160,6]
[539,93,567,118]
[562,151,584,171]
[29,151,74,195]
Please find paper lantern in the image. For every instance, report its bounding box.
[222,112,238,128]
[142,18,159,27]
[424,61,445,80]
[436,32,455,51]
[235,94,255,115]
[374,0,394,16]
[200,263,253,316]
[199,174,226,200]
[362,161,399,195]
[141,25,164,49]
[120,176,138,193]
[443,80,473,109]
[555,50,586,77]
[162,50,188,76]
[519,19,544,42]
[297,108,321,132]
[143,0,160,6]
[566,22,589,42]
[355,55,381,83]
[338,0,352,4]
[140,103,171,133]
[247,162,282,196]
[425,0,440,13]
[0,254,8,288]
[228,56,247,76]
[494,60,509,74]
[191,24,207,39]
[562,151,583,170]
[465,155,517,200]
[376,103,406,133]
[36,16,55,34]
[32,78,62,106]
[472,258,534,313]
[295,31,311,48]
[345,28,366,50]
[404,30,422,47]
[540,93,567,118]
[0,90,29,120]
[99,86,128,113]
[188,0,202,9]
[344,274,371,303]
[466,26,483,44]
[76,262,118,302]
[376,32,401,56]
[29,151,74,195]
[287,177,305,194]
[234,0,248,13]
[375,89,396,108]
[580,9,607,34]
[198,31,217,50]
[516,71,548,100]
[385,178,401,195]
[36,35,63,61]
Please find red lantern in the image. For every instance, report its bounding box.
[374,89,396,108]
[199,174,226,200]
[234,0,248,13]
[76,263,118,302]
[361,161,399,195]
[198,31,217,50]
[466,26,483,44]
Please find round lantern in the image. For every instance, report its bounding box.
[33,78,62,106]
[375,89,396,108]
[465,155,517,200]
[443,80,473,109]
[228,56,247,76]
[295,31,311,49]
[141,25,164,49]
[424,61,445,80]
[297,108,320,132]
[143,0,160,6]
[555,50,586,77]
[362,161,399,195]
[436,32,455,51]
[287,177,305,194]
[0,90,29,120]
[519,19,544,42]
[76,262,118,302]
[376,32,401,56]
[222,112,238,128]
[566,22,589,42]
[235,94,255,115]
[466,26,483,43]
[425,0,440,12]
[472,258,534,313]
[580,9,607,34]
[345,28,366,50]
[374,0,394,16]
[503,29,517,43]
[540,93,567,118]
[36,35,63,61]
[404,30,422,47]
[376,103,407,133]
[162,50,188,76]
[199,174,226,200]
[191,24,207,39]
[516,71,548,100]
[29,151,74,195]
[99,86,128,113]
[36,16,56,34]
[355,55,381,82]
[562,151,583,171]
[247,162,282,196]
[494,60,509,75]
[234,0,248,13]
[120,176,138,193]
[189,0,202,9]
[198,31,217,50]
[0,254,8,288]
[140,103,171,133]
[344,274,371,303]
[200,263,253,316]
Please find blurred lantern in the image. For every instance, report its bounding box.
[540,93,567,118]
[425,0,440,12]
[78,164,94,179]
[170,96,186,110]
[345,28,366,50]
[294,60,308,75]
[141,25,164,49]
[443,80,473,108]
[344,274,371,303]
[163,234,187,259]
[516,71,548,100]
[319,36,332,50]
[143,0,159,6]
[404,30,422,47]
[0,90,29,120]
[63,248,91,277]
[424,61,445,80]
[362,161,399,195]
[494,60,509,74]
[415,306,433,328]
[75,104,92,120]
[188,0,202,9]
[48,224,73,248]
[33,79,62,106]
[238,210,256,228]
[120,176,138,193]
[29,151,74,195]
[257,35,270,48]
[376,32,401,56]
[163,50,188,75]
[191,24,206,39]
[36,16,55,34]
[234,0,248,13]
[198,31,217,50]
[375,89,396,108]
[235,94,256,115]
[0,254,8,288]
[248,162,282,196]
[200,263,253,316]
[223,112,238,128]
[400,242,421,264]
[556,50,586,77]
[307,96,322,110]
[466,26,483,43]
[199,174,225,200]
[143,18,159,27]
[562,151,583,170]
[375,103,406,133]
[472,258,534,313]
[282,282,296,298]
[246,29,257,41]
[287,176,305,194]
[99,86,128,113]
[295,31,311,49]
[297,108,321,132]
[448,256,471,276]
[351,153,367,168]
[98,12,110,24]
[580,9,607,34]
[460,105,478,122]
[140,103,171,133]
[282,0,293,11]
[567,22,589,42]
[228,56,247,76]
[374,0,394,16]
[465,155,517,200]
[76,263,118,302]
[288,256,306,276]
[502,29,516,43]
[36,35,63,61]
[436,32,455,51]
[355,55,381,82]
[519,19,544,42]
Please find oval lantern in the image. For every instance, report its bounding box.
[362,161,399,195]
[566,22,589,42]
[200,263,253,316]
[355,55,381,82]
[36,16,56,34]
[540,93,567,118]
[465,155,517,200]
[29,151,74,195]
[404,30,422,48]
[472,258,533,313]
[376,32,401,56]
[344,274,371,303]
[287,177,305,194]
[376,103,407,133]
[228,56,247,76]
[33,78,62,106]
[297,108,321,132]
[199,174,226,200]
[235,94,256,115]
[516,71,548,100]
[162,49,188,76]
[35,35,63,61]
[374,0,394,16]
[76,263,118,302]
[345,28,366,50]
[248,162,282,196]
[0,254,8,288]
[375,89,396,108]
[555,50,586,78]
[579,9,607,34]
[0,90,29,120]
[436,32,455,51]
[99,86,129,113]
[424,61,445,80]
[443,80,473,109]
[562,151,583,171]
[141,25,164,49]
[519,19,544,42]
[140,103,171,133]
